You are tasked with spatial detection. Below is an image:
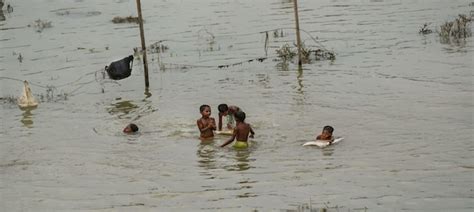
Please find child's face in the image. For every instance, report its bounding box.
[201,107,211,117]
[123,125,133,133]
[320,130,332,139]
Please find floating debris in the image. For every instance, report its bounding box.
[105,55,134,80]
[149,42,169,54]
[276,43,335,62]
[276,44,296,60]
[419,23,433,34]
[307,49,336,61]
[439,14,472,40]
[28,19,53,33]
[18,80,38,109]
[37,85,68,102]
[0,95,18,105]
[56,10,101,17]
[273,29,285,38]
[17,53,23,63]
[112,16,140,24]
[133,42,169,57]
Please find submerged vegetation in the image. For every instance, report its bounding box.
[264,28,336,64]
[0,85,68,107]
[112,16,140,24]
[28,19,52,33]
[439,14,472,43]
[276,43,335,62]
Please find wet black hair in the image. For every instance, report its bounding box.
[234,111,246,122]
[129,123,139,132]
[323,125,334,133]
[200,104,210,112]
[218,104,228,113]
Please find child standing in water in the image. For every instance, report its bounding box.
[197,104,216,140]
[217,104,241,131]
[316,125,334,142]
[221,111,255,148]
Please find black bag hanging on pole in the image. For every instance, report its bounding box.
[105,55,134,80]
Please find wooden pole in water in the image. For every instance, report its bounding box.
[293,0,303,66]
[136,0,150,88]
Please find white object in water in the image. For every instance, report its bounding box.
[18,80,38,109]
[303,137,344,147]
[215,130,233,135]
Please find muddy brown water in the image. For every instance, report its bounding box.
[1,0,473,211]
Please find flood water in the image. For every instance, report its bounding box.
[1,0,473,211]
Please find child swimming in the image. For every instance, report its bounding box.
[316,125,334,142]
[123,123,139,134]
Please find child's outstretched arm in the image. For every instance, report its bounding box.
[221,129,237,147]
[220,136,235,147]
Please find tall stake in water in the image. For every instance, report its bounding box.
[293,0,303,66]
[136,0,150,88]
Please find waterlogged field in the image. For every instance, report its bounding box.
[1,0,473,211]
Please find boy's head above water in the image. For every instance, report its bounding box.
[323,125,334,134]
[200,104,211,117]
[218,104,228,113]
[123,123,139,133]
[234,111,246,122]
[318,125,334,140]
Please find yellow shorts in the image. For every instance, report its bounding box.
[233,141,248,149]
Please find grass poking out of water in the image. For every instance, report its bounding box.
[112,16,140,24]
[276,43,335,63]
[439,14,472,43]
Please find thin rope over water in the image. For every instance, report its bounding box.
[1,27,331,98]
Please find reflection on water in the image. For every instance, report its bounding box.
[107,99,138,119]
[296,66,304,93]
[321,147,335,157]
[197,142,217,171]
[276,61,290,72]
[223,149,252,172]
[0,10,5,22]
[197,142,254,172]
[144,88,152,98]
[20,108,35,128]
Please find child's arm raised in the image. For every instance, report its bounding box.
[197,119,211,132]
[209,118,216,130]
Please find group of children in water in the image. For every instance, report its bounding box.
[197,104,255,148]
[123,103,335,148]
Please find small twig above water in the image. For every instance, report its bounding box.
[419,23,433,34]
[28,19,52,33]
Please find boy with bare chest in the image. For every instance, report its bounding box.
[220,111,254,148]
[197,105,216,140]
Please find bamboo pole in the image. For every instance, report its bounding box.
[136,0,150,88]
[293,0,303,66]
